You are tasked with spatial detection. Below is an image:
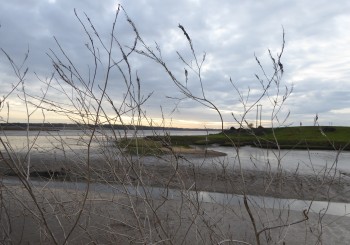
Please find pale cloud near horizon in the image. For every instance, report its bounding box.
[1,0,350,128]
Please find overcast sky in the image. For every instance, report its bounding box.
[1,0,350,129]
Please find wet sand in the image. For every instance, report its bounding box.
[2,149,350,244]
[1,181,350,244]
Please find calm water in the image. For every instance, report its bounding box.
[0,129,218,150]
[1,129,349,175]
[199,145,350,174]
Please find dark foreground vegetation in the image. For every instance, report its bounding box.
[148,126,350,151]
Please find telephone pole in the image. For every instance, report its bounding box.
[256,104,262,128]
[259,104,262,127]
[256,105,258,128]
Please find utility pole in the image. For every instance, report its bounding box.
[259,104,262,127]
[256,104,262,128]
[256,105,258,128]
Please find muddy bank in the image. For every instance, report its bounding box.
[1,150,350,203]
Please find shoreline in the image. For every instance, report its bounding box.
[2,152,350,204]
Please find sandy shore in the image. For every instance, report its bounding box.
[1,181,350,244]
[2,149,350,244]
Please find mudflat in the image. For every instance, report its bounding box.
[1,149,350,244]
[2,149,350,203]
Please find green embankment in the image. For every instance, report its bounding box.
[148,126,350,151]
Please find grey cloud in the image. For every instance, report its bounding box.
[1,0,350,127]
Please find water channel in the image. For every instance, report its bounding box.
[1,129,350,217]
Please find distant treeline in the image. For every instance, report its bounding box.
[0,123,218,132]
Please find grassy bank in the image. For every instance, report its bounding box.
[147,126,350,151]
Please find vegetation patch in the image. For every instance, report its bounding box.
[148,126,350,151]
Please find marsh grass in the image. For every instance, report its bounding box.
[154,126,350,150]
[118,137,164,155]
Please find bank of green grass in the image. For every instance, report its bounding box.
[148,126,350,151]
[118,137,165,155]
